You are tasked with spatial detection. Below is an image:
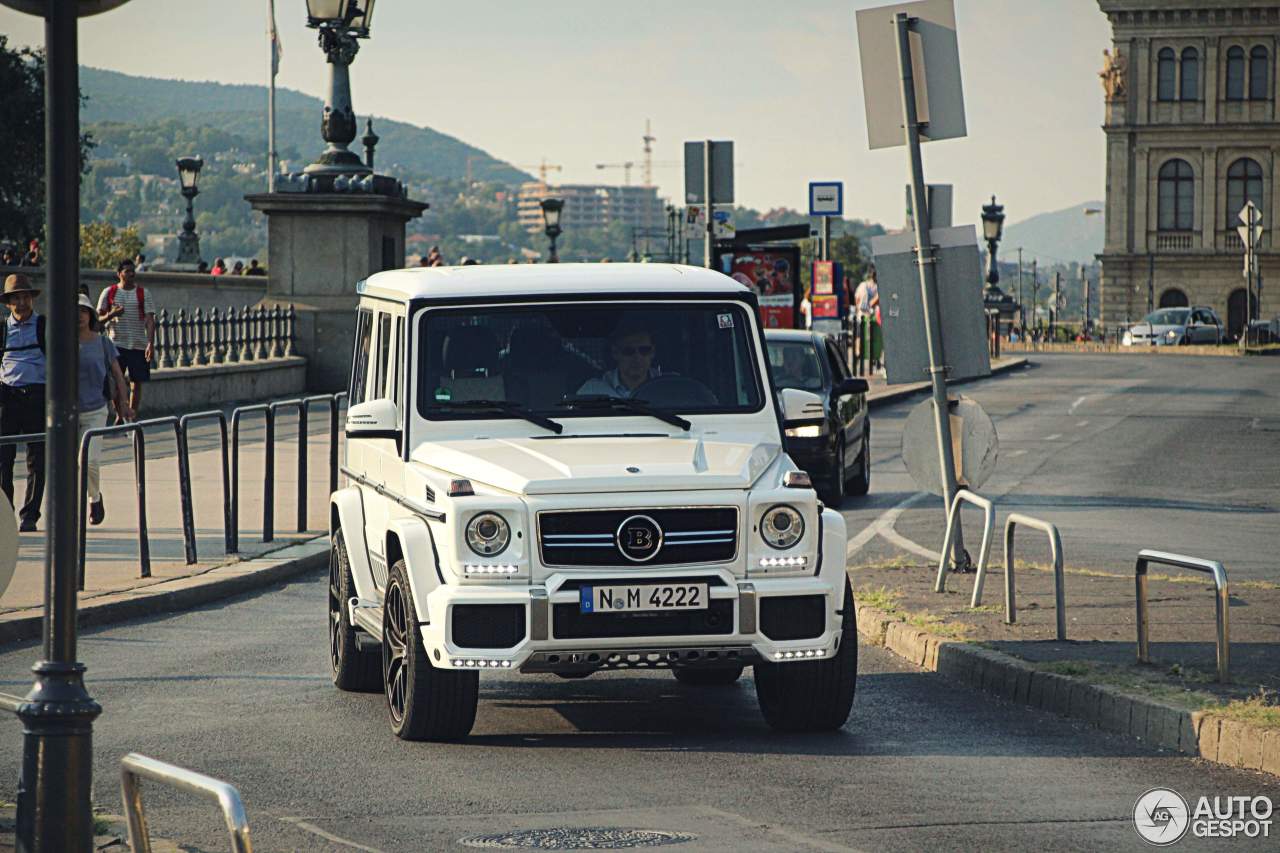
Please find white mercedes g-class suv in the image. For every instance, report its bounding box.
[329,263,855,740]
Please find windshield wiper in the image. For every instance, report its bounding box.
[434,399,563,434]
[558,395,691,431]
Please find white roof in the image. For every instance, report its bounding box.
[358,263,750,302]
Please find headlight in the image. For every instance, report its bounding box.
[465,512,510,556]
[1165,329,1179,341]
[761,504,804,550]
[785,424,823,438]
[1122,331,1132,345]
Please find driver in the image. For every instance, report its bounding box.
[775,346,812,386]
[576,325,660,398]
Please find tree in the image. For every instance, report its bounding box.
[0,36,95,247]
[80,221,142,270]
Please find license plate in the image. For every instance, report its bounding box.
[580,583,709,613]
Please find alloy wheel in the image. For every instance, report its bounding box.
[383,580,410,724]
[328,548,343,674]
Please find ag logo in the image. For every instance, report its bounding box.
[616,514,663,562]
[1134,787,1190,846]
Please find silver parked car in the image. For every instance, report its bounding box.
[1122,306,1223,346]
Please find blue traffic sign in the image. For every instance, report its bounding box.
[809,182,843,217]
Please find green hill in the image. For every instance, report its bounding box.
[79,66,529,184]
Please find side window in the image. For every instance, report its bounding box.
[825,340,850,382]
[374,312,392,401]
[349,308,374,404]
[392,316,405,418]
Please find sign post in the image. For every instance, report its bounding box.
[684,140,734,269]
[857,0,971,569]
[1238,201,1264,331]
[809,181,844,262]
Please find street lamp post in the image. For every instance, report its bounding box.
[980,195,1014,340]
[174,156,204,265]
[0,2,134,850]
[304,0,377,175]
[540,197,563,263]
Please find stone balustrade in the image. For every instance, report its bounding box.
[154,304,295,368]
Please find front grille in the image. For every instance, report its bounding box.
[539,507,738,567]
[451,604,527,649]
[552,600,734,640]
[760,595,826,641]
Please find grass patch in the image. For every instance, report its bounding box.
[854,585,903,613]
[1217,690,1280,728]
[851,556,919,571]
[903,609,973,639]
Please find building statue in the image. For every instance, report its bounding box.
[1100,48,1127,101]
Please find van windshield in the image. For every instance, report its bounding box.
[417,302,764,420]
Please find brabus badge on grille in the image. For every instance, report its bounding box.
[616,514,663,562]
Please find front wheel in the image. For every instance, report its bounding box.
[754,578,858,732]
[329,529,381,692]
[846,423,871,497]
[383,561,478,740]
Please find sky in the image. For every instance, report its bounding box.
[0,0,1112,229]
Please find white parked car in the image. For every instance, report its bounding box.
[1121,306,1223,346]
[329,264,855,740]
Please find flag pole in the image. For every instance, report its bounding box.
[267,0,279,192]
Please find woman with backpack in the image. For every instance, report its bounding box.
[79,293,133,525]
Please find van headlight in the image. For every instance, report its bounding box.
[785,424,823,438]
[761,505,804,549]
[465,512,510,556]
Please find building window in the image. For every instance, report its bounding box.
[1180,48,1199,100]
[1157,48,1177,101]
[1226,158,1264,224]
[1250,46,1269,100]
[1157,159,1195,231]
[1158,288,1189,308]
[1226,46,1245,100]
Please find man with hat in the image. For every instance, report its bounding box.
[0,273,47,531]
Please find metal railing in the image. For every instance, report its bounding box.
[179,410,233,558]
[155,304,295,369]
[121,753,253,853]
[77,417,188,586]
[1135,549,1230,683]
[934,489,995,604]
[1004,513,1067,640]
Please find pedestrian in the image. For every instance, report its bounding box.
[196,260,209,273]
[853,265,882,370]
[78,293,133,525]
[133,252,148,273]
[231,260,245,275]
[1,248,16,266]
[96,258,156,420]
[0,273,47,531]
[210,257,227,276]
[244,259,266,277]
[22,241,41,267]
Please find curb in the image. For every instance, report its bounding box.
[0,537,328,647]
[866,356,1029,410]
[854,600,1280,778]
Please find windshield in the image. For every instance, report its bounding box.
[1144,309,1190,326]
[766,339,825,392]
[417,302,764,421]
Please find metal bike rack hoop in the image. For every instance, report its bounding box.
[120,752,252,853]
[1135,549,1230,683]
[1003,513,1066,640]
[934,488,994,605]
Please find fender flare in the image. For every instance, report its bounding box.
[386,516,444,626]
[819,507,848,589]
[330,487,378,602]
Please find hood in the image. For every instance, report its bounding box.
[410,433,782,495]
[1128,322,1184,337]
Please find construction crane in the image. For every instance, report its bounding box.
[513,158,563,186]
[642,119,656,187]
[595,161,636,186]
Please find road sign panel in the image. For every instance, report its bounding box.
[856,0,967,150]
[684,141,734,204]
[809,182,844,216]
[1238,200,1263,226]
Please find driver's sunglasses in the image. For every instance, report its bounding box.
[617,345,654,357]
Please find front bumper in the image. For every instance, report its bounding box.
[416,568,844,674]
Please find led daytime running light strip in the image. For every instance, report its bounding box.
[451,658,513,668]
[773,648,827,660]
[462,564,520,575]
[758,556,808,568]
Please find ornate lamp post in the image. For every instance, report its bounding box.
[175,156,204,265]
[540,197,563,263]
[980,195,1016,340]
[304,0,377,175]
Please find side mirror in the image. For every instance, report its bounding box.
[345,398,399,440]
[836,377,869,395]
[780,388,825,430]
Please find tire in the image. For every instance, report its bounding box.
[382,561,478,741]
[754,578,858,732]
[818,437,845,507]
[329,529,381,692]
[846,423,871,497]
[673,665,745,686]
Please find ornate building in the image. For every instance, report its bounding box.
[1097,1,1278,336]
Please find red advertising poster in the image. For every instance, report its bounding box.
[813,261,835,295]
[812,294,839,318]
[728,248,799,329]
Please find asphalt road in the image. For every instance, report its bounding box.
[1,569,1278,852]
[842,353,1280,581]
